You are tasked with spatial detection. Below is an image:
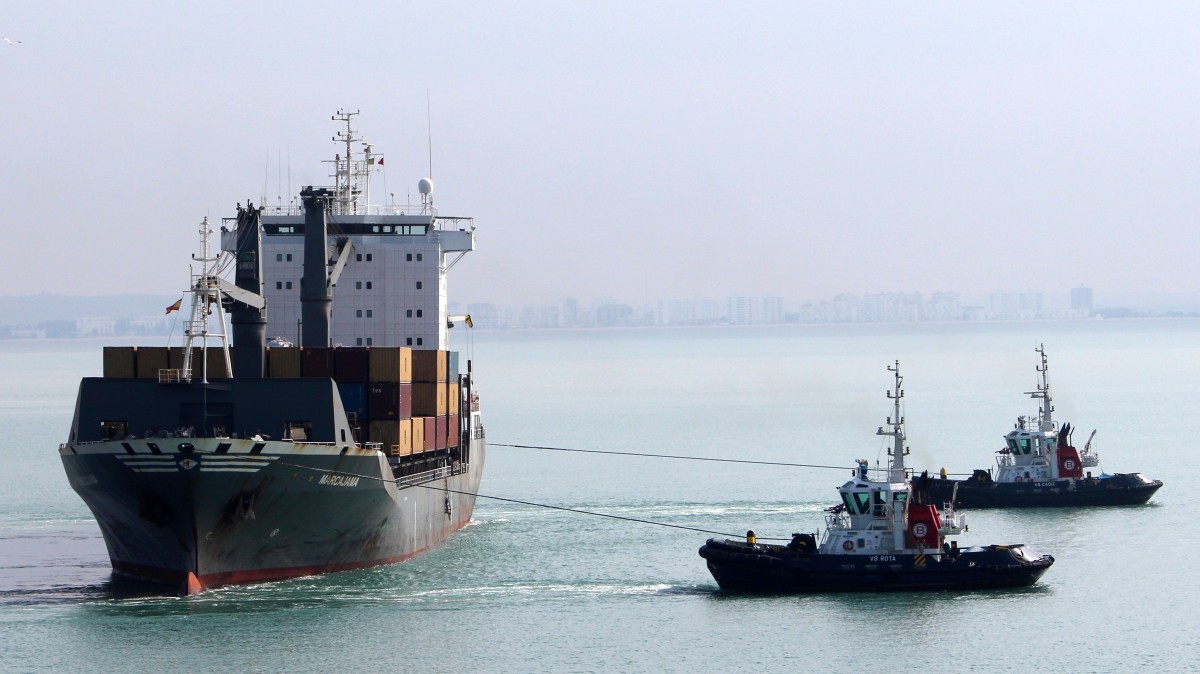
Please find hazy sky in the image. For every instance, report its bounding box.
[2,2,1198,306]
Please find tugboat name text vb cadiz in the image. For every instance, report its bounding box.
[59,111,485,594]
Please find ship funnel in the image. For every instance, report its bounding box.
[231,203,267,377]
[300,187,334,348]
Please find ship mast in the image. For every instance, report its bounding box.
[326,109,378,215]
[1028,343,1054,432]
[180,217,233,384]
[877,360,908,484]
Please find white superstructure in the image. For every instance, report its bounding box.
[221,110,475,350]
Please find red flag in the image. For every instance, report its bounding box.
[165,299,182,314]
[378,157,384,166]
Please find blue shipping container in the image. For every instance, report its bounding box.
[338,382,368,420]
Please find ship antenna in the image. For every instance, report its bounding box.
[262,151,269,209]
[877,360,908,483]
[1033,343,1053,431]
[426,89,434,181]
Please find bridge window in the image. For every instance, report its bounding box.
[852,491,871,514]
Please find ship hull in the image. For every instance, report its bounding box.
[60,436,484,592]
[699,539,1053,593]
[925,473,1162,509]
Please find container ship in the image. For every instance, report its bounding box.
[58,111,485,593]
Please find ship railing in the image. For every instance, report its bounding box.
[824,512,852,530]
[394,465,453,488]
[995,454,1014,468]
[158,368,191,384]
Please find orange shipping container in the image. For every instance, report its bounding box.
[369,347,413,383]
[411,416,426,454]
[369,420,414,456]
[394,418,415,457]
[447,382,461,416]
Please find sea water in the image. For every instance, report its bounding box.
[0,321,1196,672]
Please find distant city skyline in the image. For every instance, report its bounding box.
[5,283,1200,339]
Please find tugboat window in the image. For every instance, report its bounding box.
[841,493,855,511]
[1018,438,1031,454]
[853,492,871,514]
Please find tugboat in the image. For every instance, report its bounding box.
[926,345,1162,508]
[698,362,1055,593]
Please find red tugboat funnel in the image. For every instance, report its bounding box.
[906,503,941,548]
[1057,444,1083,478]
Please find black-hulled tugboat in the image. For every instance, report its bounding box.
[926,345,1162,509]
[698,362,1054,593]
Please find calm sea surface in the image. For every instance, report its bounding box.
[1,321,1196,672]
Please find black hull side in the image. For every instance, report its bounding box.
[926,475,1163,509]
[698,539,1053,593]
[61,437,485,593]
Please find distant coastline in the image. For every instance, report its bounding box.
[2,291,1198,340]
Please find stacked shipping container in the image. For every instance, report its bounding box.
[101,345,462,459]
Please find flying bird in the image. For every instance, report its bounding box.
[2,37,21,45]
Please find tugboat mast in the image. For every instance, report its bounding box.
[1029,343,1054,432]
[877,360,909,484]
